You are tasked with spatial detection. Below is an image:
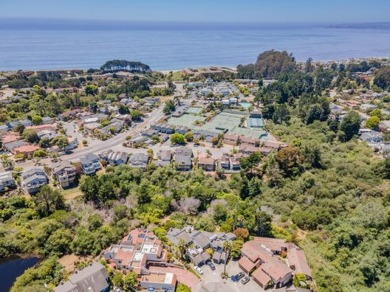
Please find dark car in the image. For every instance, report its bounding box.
[241,275,250,284]
[231,275,238,282]
[236,272,245,280]
[207,261,216,270]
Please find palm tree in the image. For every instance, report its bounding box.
[223,240,232,275]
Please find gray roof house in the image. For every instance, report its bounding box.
[0,171,16,193]
[157,149,172,167]
[54,262,109,292]
[100,150,128,166]
[50,162,77,188]
[175,147,193,171]
[128,153,149,170]
[80,153,101,175]
[21,168,48,194]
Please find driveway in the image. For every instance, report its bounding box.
[148,266,200,289]
[193,260,264,292]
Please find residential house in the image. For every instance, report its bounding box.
[128,153,149,170]
[287,245,312,280]
[14,145,40,157]
[230,156,241,171]
[21,168,48,194]
[3,140,28,153]
[84,122,102,134]
[80,153,101,175]
[50,162,77,188]
[167,227,236,266]
[239,145,259,156]
[239,237,311,290]
[174,147,193,171]
[223,134,240,146]
[54,263,109,292]
[104,229,168,275]
[197,156,216,171]
[0,171,16,193]
[240,136,260,147]
[140,273,177,291]
[360,131,383,144]
[379,120,390,132]
[129,135,148,147]
[157,149,172,167]
[240,240,293,289]
[100,150,128,166]
[220,155,230,170]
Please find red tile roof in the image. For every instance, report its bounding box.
[238,256,258,274]
[261,260,292,282]
[14,145,40,154]
[253,237,288,252]
[252,268,271,287]
[287,246,312,278]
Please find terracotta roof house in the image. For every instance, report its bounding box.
[54,262,109,292]
[220,155,230,170]
[239,144,259,156]
[239,238,311,289]
[287,245,312,280]
[240,136,260,147]
[223,134,240,146]
[253,268,273,289]
[14,145,40,157]
[263,140,287,150]
[104,229,168,276]
[3,140,28,153]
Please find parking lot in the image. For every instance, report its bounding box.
[193,260,264,292]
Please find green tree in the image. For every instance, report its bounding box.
[340,111,360,141]
[112,271,124,288]
[85,84,98,96]
[33,185,66,217]
[130,110,142,121]
[124,272,138,291]
[52,135,69,150]
[32,115,42,125]
[176,283,191,292]
[370,108,382,118]
[184,131,194,142]
[22,129,39,143]
[170,133,186,145]
[365,116,380,129]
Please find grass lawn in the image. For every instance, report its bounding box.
[63,187,83,202]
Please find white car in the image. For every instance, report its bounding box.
[194,266,204,275]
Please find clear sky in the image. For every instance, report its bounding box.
[1,0,389,23]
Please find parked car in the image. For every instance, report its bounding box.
[241,275,250,284]
[207,261,216,271]
[194,266,204,275]
[236,272,245,280]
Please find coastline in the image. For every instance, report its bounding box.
[1,56,389,74]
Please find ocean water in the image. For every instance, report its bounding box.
[0,19,389,71]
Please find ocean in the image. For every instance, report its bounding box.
[0,19,389,71]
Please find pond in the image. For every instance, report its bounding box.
[0,257,40,291]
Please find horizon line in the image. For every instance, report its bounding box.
[1,17,390,25]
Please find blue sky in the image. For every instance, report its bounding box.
[1,0,389,23]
